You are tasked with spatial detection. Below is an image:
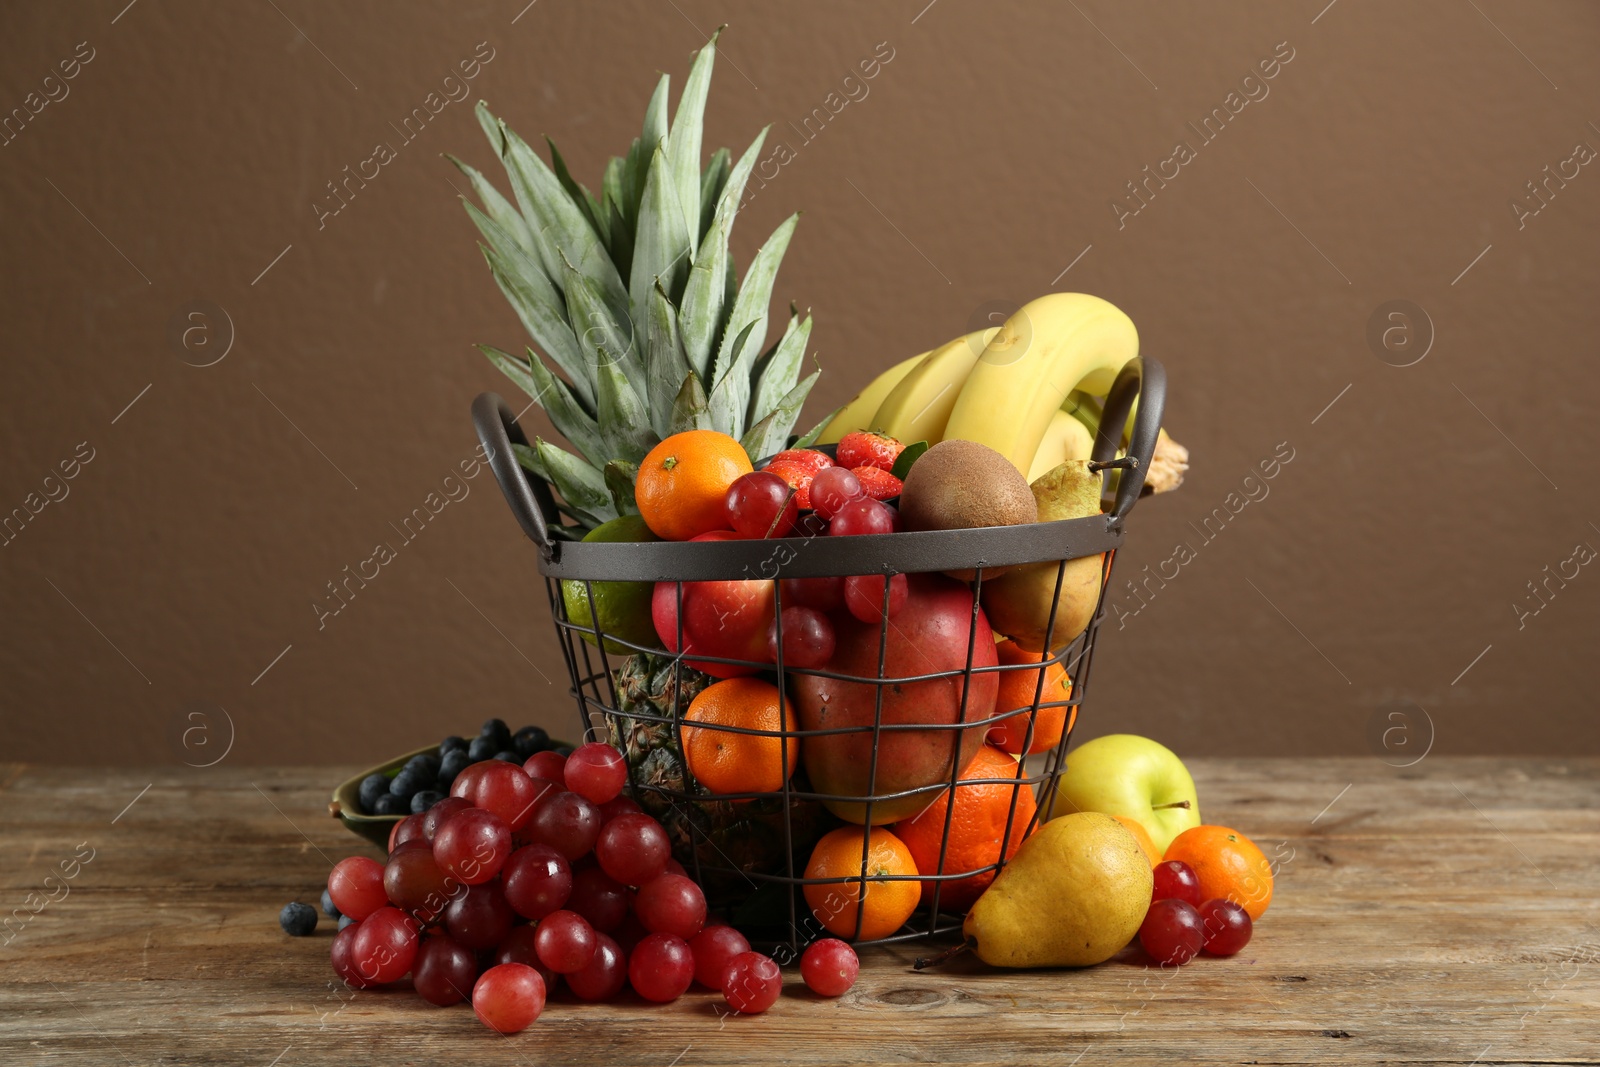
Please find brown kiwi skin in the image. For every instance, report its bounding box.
[897,440,1038,580]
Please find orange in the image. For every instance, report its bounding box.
[892,744,1037,912]
[1112,815,1162,867]
[681,678,798,796]
[985,640,1075,755]
[1163,825,1274,920]
[803,826,920,940]
[635,430,752,542]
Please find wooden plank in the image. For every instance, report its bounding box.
[1,759,1596,1065]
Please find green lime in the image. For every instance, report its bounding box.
[561,515,662,655]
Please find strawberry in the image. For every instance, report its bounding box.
[765,449,833,477]
[763,460,813,510]
[851,466,902,501]
[836,431,904,473]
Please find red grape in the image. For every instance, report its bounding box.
[491,926,560,994]
[767,605,837,668]
[664,857,688,878]
[829,498,895,536]
[634,873,706,939]
[628,933,695,1003]
[565,932,627,1001]
[722,951,781,1013]
[448,761,493,801]
[1152,860,1202,907]
[413,935,478,1006]
[810,466,863,519]
[328,856,388,921]
[564,742,628,804]
[420,796,473,841]
[594,812,670,887]
[842,573,908,624]
[523,751,567,782]
[726,471,800,539]
[384,845,457,924]
[534,909,597,973]
[1198,898,1253,956]
[568,867,629,932]
[329,921,376,989]
[348,905,419,984]
[597,795,643,824]
[526,792,601,860]
[613,911,650,956]
[453,760,542,830]
[501,844,572,921]
[472,963,546,1034]
[688,924,749,990]
[390,813,426,853]
[1139,898,1205,966]
[781,575,845,612]
[800,938,859,996]
[443,880,514,952]
[432,807,511,885]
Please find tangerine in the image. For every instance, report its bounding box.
[986,640,1074,755]
[803,826,920,941]
[892,744,1036,912]
[681,678,798,795]
[1162,825,1274,920]
[635,431,752,542]
[1112,815,1162,867]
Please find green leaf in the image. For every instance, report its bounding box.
[479,344,607,463]
[698,147,730,243]
[669,29,720,242]
[560,249,642,385]
[645,281,692,438]
[629,145,693,322]
[595,357,658,465]
[471,209,590,406]
[669,372,712,434]
[603,460,640,516]
[708,214,799,434]
[513,440,614,528]
[641,73,671,160]
[890,440,929,481]
[678,128,769,382]
[741,369,820,462]
[447,155,534,253]
[749,311,811,427]
[601,156,634,277]
[706,320,757,436]
[546,137,605,246]
[794,406,842,448]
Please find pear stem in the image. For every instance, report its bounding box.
[913,939,973,971]
[1152,801,1191,810]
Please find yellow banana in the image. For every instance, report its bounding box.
[817,351,926,444]
[943,293,1138,475]
[1026,408,1096,482]
[871,327,1000,445]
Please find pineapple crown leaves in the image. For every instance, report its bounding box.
[459,28,817,532]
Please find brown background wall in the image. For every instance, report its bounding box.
[3,1,1597,765]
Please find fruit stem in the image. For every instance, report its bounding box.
[1151,801,1191,810]
[913,939,973,970]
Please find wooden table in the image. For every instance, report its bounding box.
[3,758,1596,1065]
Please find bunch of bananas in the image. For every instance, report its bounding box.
[819,294,1154,483]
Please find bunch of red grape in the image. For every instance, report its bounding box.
[1137,859,1253,967]
[323,741,859,1033]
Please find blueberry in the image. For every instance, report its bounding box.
[467,735,498,762]
[338,913,356,931]
[493,750,520,763]
[372,793,406,816]
[279,901,317,937]
[390,768,424,801]
[512,725,550,759]
[552,743,575,758]
[481,718,512,750]
[357,773,389,814]
[321,889,341,918]
[410,790,444,814]
[405,753,441,778]
[439,735,468,755]
[438,748,471,788]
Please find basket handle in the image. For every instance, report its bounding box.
[1092,356,1166,524]
[472,392,561,559]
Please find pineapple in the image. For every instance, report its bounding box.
[454,29,821,535]
[610,653,822,904]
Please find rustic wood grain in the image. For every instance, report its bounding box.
[2,758,1597,1066]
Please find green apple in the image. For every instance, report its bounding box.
[1043,734,1200,855]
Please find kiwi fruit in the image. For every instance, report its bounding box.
[898,439,1037,579]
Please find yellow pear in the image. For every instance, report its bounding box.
[963,812,1152,968]
[980,461,1105,651]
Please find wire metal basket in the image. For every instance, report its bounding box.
[472,356,1166,955]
